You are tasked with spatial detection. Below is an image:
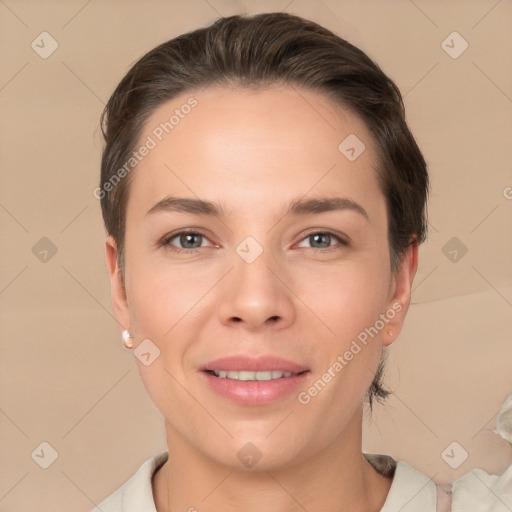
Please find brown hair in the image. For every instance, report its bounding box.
[99,12,429,409]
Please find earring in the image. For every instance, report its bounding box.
[122,329,134,349]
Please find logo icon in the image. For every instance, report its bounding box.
[338,134,366,161]
[236,236,263,264]
[134,339,161,366]
[31,441,59,469]
[441,32,468,59]
[237,442,262,468]
[441,441,468,469]
[32,237,58,263]
[31,32,59,59]
[442,236,468,263]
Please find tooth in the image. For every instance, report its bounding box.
[238,371,256,381]
[212,370,297,380]
[255,371,273,381]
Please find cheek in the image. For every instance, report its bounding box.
[296,258,390,337]
[129,270,189,336]
[126,263,211,365]
[294,260,389,399]
[123,222,212,334]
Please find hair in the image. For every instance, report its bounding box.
[99,12,429,409]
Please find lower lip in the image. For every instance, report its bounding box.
[202,371,310,405]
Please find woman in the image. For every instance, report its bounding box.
[92,12,509,512]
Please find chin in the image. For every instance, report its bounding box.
[200,435,312,473]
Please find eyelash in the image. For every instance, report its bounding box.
[160,228,349,254]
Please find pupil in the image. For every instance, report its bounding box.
[182,233,201,248]
[312,233,329,248]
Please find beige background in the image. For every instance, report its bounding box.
[1,0,511,510]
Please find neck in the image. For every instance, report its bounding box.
[153,408,392,512]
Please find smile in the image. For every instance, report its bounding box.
[208,370,301,380]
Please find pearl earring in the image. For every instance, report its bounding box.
[122,330,134,349]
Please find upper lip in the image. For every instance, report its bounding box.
[201,355,309,373]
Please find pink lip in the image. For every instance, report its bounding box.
[200,355,310,405]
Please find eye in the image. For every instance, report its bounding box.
[161,229,212,253]
[160,229,348,254]
[296,231,348,251]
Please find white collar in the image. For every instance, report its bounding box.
[93,451,439,511]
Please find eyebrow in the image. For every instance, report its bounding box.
[146,195,369,222]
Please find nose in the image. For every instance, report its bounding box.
[217,243,296,332]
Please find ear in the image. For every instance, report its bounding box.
[105,235,130,331]
[382,240,419,347]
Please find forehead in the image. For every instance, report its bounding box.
[128,85,384,219]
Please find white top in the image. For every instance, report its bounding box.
[91,451,512,511]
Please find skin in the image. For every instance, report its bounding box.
[105,85,418,512]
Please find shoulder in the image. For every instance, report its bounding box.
[367,452,512,512]
[365,453,443,511]
[450,462,512,511]
[90,451,168,512]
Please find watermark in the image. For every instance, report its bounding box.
[442,236,468,263]
[338,133,366,161]
[31,31,59,59]
[441,31,468,59]
[32,236,58,263]
[31,441,59,469]
[134,338,161,366]
[297,302,402,405]
[237,442,262,468]
[441,441,468,469]
[93,96,198,200]
[236,236,263,264]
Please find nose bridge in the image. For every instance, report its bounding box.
[217,233,294,328]
[233,233,279,298]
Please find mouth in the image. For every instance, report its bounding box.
[200,355,310,405]
[204,369,308,380]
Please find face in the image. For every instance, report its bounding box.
[106,85,417,470]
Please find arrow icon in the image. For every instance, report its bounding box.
[237,442,262,467]
[31,441,59,468]
[31,31,59,59]
[441,32,468,59]
[442,236,467,263]
[236,236,263,263]
[134,339,160,366]
[338,134,365,161]
[441,441,468,469]
[32,237,58,262]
